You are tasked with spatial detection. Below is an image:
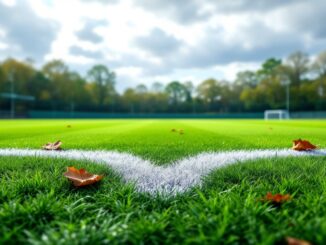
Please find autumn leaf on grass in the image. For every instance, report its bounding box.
[42,140,62,150]
[64,166,103,187]
[286,237,312,245]
[171,128,176,132]
[179,129,184,135]
[261,192,291,206]
[67,125,72,128]
[292,139,317,151]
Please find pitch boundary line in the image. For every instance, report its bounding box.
[1,148,325,195]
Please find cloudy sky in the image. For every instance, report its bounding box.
[0,0,325,92]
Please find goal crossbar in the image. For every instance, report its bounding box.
[264,110,290,120]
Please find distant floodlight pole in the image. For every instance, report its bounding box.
[70,89,75,118]
[318,84,323,110]
[280,75,290,112]
[286,81,290,111]
[9,70,15,119]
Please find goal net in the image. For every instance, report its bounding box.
[264,110,290,120]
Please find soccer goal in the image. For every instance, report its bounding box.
[264,110,290,120]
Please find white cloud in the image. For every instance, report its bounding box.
[0,0,15,7]
[0,28,5,38]
[0,0,325,92]
[0,41,8,50]
[116,66,143,78]
[214,62,261,81]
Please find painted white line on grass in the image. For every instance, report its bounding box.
[1,148,326,195]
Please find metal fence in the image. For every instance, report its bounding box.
[290,111,326,118]
[27,111,264,119]
[0,110,27,118]
[1,110,326,119]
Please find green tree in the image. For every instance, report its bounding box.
[87,65,116,108]
[284,51,309,86]
[1,58,36,94]
[312,50,326,77]
[135,84,148,94]
[165,81,187,111]
[197,79,222,111]
[235,71,258,88]
[257,58,282,77]
[0,58,38,111]
[42,60,72,109]
[0,65,5,92]
[151,82,164,93]
[135,84,148,111]
[240,75,285,111]
[0,63,6,108]
[122,88,138,113]
[66,72,93,111]
[29,71,52,109]
[183,81,194,102]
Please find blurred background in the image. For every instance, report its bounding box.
[0,0,325,118]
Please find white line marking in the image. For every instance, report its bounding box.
[1,148,326,195]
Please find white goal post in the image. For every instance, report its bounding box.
[264,110,290,120]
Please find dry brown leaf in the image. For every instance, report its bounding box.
[67,125,72,128]
[42,140,62,150]
[286,237,312,245]
[262,192,291,206]
[171,128,176,132]
[64,166,103,187]
[292,139,317,151]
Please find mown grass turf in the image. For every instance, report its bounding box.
[0,119,325,164]
[1,119,326,244]
[1,156,326,244]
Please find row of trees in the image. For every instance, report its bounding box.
[1,50,326,114]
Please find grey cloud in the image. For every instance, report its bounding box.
[74,0,326,79]
[111,21,308,77]
[91,0,325,40]
[141,63,173,76]
[116,73,142,92]
[134,28,182,56]
[133,0,208,24]
[106,53,150,69]
[1,0,322,83]
[69,46,103,60]
[176,23,305,69]
[76,19,107,43]
[95,51,173,77]
[211,0,305,13]
[284,1,326,39]
[80,0,118,4]
[0,2,59,61]
[132,0,306,25]
[129,0,326,75]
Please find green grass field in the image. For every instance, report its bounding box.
[1,119,326,244]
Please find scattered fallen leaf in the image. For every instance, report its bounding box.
[286,237,312,245]
[42,140,62,150]
[67,125,72,128]
[64,166,103,187]
[171,128,176,132]
[179,129,184,135]
[292,139,317,151]
[261,192,291,206]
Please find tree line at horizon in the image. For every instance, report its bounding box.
[0,50,326,114]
